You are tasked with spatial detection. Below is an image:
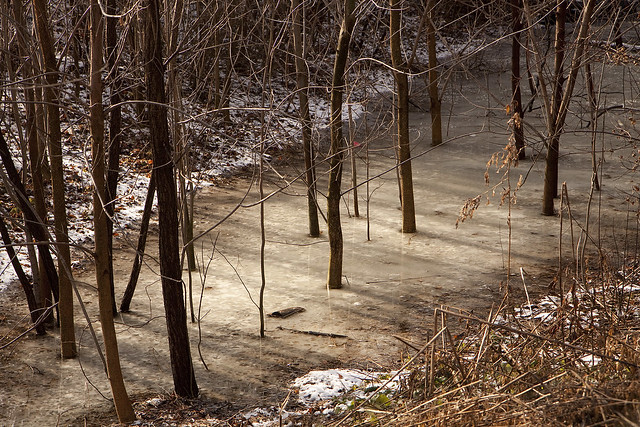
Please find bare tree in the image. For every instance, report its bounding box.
[390,0,416,233]
[543,0,566,212]
[105,0,123,316]
[9,0,51,325]
[145,0,198,398]
[292,0,320,237]
[523,0,596,215]
[511,0,525,160]
[89,0,136,421]
[120,172,155,312]
[32,0,76,357]
[327,0,357,290]
[0,133,46,336]
[426,0,442,146]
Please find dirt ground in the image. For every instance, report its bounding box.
[1,41,639,426]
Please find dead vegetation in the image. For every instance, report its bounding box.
[331,261,640,426]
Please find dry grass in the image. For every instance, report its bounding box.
[333,262,640,426]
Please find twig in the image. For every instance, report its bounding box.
[520,268,532,311]
[276,326,347,338]
[279,389,292,427]
[473,309,493,374]
[393,335,421,351]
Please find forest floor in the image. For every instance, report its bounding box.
[1,40,640,426]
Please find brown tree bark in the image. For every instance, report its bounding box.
[105,0,122,316]
[584,61,600,191]
[390,0,416,233]
[0,216,46,335]
[292,0,320,237]
[32,0,76,358]
[511,0,525,160]
[542,0,594,215]
[426,0,442,146]
[120,172,155,312]
[145,0,198,397]
[327,0,356,290]
[165,0,196,321]
[9,0,51,320]
[89,0,136,421]
[0,128,60,330]
[542,0,566,216]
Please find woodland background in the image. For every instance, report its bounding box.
[3,0,640,425]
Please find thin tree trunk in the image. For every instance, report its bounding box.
[258,3,274,338]
[584,61,600,191]
[145,0,198,397]
[390,0,416,233]
[348,103,359,217]
[166,0,196,321]
[0,128,60,321]
[327,0,356,290]
[105,0,122,317]
[26,95,49,310]
[511,0,525,160]
[426,0,442,146]
[612,0,623,48]
[89,1,136,421]
[543,0,567,204]
[542,0,566,216]
[0,216,46,335]
[542,0,595,215]
[32,0,76,357]
[292,0,320,237]
[11,0,50,319]
[120,172,155,312]
[219,10,233,127]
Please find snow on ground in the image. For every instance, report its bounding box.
[236,368,405,426]
[293,368,403,404]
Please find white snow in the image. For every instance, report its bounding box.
[579,354,602,367]
[294,368,389,404]
[232,368,405,426]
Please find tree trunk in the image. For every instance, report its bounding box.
[511,0,525,160]
[145,0,199,398]
[612,0,623,48]
[10,0,50,321]
[327,0,356,290]
[0,128,60,324]
[542,0,566,215]
[348,103,359,217]
[292,0,320,237]
[584,61,600,191]
[165,0,196,321]
[426,0,442,146]
[105,0,122,316]
[390,0,416,233]
[258,2,275,338]
[89,1,136,421]
[0,216,46,335]
[120,172,155,312]
[32,0,76,357]
[542,0,594,215]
